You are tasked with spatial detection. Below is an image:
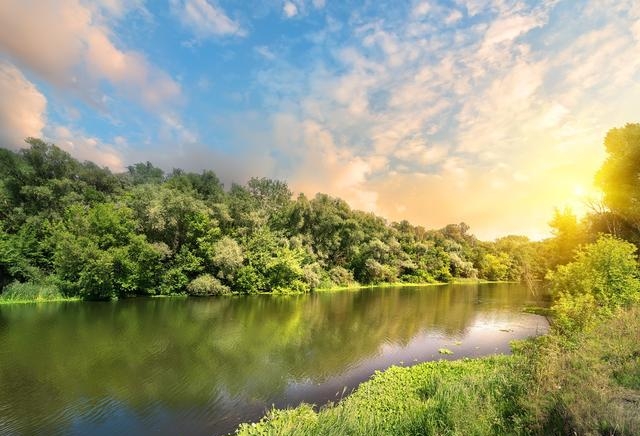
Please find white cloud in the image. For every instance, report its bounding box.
[255,46,277,60]
[445,9,463,25]
[237,0,640,239]
[47,125,125,171]
[0,61,47,148]
[0,60,124,170]
[283,1,299,18]
[0,0,181,109]
[170,0,245,38]
[412,2,431,18]
[312,0,326,9]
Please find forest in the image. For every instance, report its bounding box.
[2,126,638,302]
[0,136,580,301]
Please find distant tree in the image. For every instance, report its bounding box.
[127,161,164,185]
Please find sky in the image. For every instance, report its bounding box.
[0,0,639,240]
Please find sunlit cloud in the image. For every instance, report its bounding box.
[47,125,125,171]
[238,0,640,239]
[0,61,47,148]
[170,0,246,39]
[0,0,181,110]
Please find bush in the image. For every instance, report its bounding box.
[547,235,640,334]
[328,266,354,287]
[186,274,230,296]
[520,307,640,435]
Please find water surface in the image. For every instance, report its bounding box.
[0,283,548,436]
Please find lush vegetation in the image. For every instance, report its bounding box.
[2,124,640,434]
[1,138,549,301]
[236,232,640,436]
[234,123,640,435]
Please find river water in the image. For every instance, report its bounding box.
[0,283,548,436]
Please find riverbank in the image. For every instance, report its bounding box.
[314,278,515,292]
[0,278,515,304]
[0,296,80,305]
[235,306,640,436]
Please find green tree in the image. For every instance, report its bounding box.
[596,124,640,224]
[127,161,164,185]
[547,235,640,333]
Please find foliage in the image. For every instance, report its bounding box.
[186,274,230,296]
[0,280,63,302]
[518,307,640,436]
[596,123,640,235]
[547,235,640,333]
[237,356,531,436]
[0,139,535,298]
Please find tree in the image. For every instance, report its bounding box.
[596,123,640,238]
[127,161,164,185]
[547,207,587,267]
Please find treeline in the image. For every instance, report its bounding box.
[1,124,639,301]
[1,139,543,300]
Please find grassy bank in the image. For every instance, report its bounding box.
[315,278,512,293]
[0,278,511,304]
[236,306,640,436]
[236,356,529,436]
[0,281,80,304]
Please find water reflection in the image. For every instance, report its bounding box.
[0,283,548,436]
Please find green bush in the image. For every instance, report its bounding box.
[186,274,230,296]
[547,235,640,334]
[520,307,640,436]
[328,266,354,287]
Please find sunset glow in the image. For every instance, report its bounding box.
[1,0,639,239]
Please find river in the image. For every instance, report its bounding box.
[0,283,548,436]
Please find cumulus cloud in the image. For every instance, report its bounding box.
[47,125,125,171]
[238,0,640,239]
[0,60,125,170]
[0,0,181,109]
[283,2,299,18]
[170,0,245,38]
[0,61,47,149]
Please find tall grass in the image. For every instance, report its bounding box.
[520,307,640,436]
[0,281,67,303]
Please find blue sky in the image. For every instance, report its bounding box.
[1,0,639,239]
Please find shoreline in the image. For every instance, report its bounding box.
[0,279,518,305]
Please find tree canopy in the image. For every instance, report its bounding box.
[0,140,541,299]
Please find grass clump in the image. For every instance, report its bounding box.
[0,280,67,303]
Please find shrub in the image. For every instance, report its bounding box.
[328,266,354,287]
[547,235,640,334]
[186,274,230,296]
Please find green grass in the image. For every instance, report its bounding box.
[315,278,508,293]
[235,306,640,436]
[236,356,531,436]
[0,281,79,304]
[520,306,640,435]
